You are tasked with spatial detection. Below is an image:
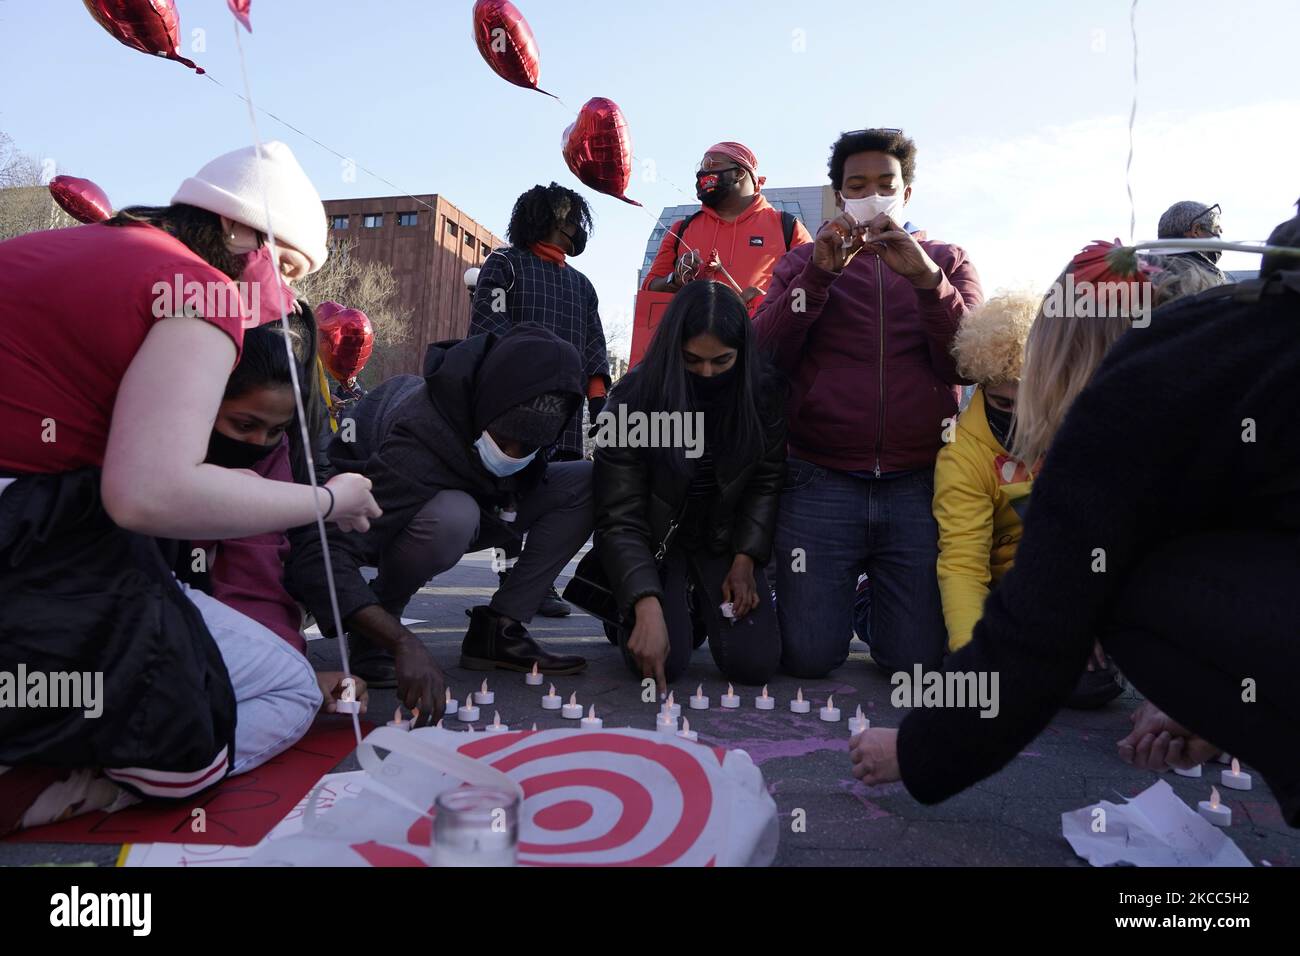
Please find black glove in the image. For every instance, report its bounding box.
[588,395,607,421]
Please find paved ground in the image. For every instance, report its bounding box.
[3,547,1295,867]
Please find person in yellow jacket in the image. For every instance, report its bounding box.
[933,292,1036,654]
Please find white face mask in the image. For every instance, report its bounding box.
[843,192,904,226]
[474,430,536,477]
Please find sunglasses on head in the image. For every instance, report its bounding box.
[844,127,904,136]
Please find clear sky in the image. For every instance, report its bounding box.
[2,0,1297,354]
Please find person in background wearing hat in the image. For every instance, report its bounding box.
[0,142,381,832]
[471,183,611,617]
[287,326,593,717]
[754,128,984,680]
[1157,200,1229,284]
[643,142,813,314]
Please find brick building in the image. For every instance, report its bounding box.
[321,194,503,375]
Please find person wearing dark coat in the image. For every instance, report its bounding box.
[594,281,787,691]
[285,326,593,722]
[850,207,1300,828]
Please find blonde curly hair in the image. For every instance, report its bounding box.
[950,291,1038,386]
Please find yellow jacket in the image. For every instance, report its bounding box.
[933,387,1034,652]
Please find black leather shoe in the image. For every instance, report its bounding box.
[460,605,586,674]
[348,634,397,689]
[1065,663,1124,709]
[538,585,572,618]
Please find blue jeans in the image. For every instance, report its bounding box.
[773,459,945,677]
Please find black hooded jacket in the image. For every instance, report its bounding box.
[285,327,583,625]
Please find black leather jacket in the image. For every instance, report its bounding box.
[593,370,787,614]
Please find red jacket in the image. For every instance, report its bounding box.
[753,238,982,474]
[642,195,813,313]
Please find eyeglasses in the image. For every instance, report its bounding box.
[1191,203,1223,236]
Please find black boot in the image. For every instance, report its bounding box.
[461,605,586,674]
[347,633,397,689]
[499,568,571,617]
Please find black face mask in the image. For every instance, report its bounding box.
[561,222,588,257]
[687,364,739,403]
[984,399,1015,451]
[206,429,280,469]
[696,168,741,208]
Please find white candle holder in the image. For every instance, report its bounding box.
[1220,759,1253,791]
[580,705,603,730]
[457,701,480,723]
[720,683,741,709]
[485,711,509,733]
[689,684,709,710]
[525,663,543,686]
[541,684,562,710]
[755,685,775,710]
[819,694,841,722]
[473,680,494,706]
[561,693,583,720]
[790,688,811,714]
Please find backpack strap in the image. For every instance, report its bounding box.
[669,211,703,259]
[780,210,797,250]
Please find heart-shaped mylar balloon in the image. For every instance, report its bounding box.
[48,175,113,224]
[82,0,204,73]
[318,306,374,386]
[561,98,641,206]
[471,0,554,98]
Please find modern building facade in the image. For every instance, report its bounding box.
[321,194,503,374]
[635,185,834,288]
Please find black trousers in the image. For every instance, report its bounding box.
[1101,530,1300,826]
[618,546,782,686]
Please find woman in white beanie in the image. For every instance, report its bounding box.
[0,142,379,831]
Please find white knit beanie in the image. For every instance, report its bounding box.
[171,141,328,273]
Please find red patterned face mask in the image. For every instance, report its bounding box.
[236,246,299,327]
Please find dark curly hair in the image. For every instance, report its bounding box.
[505,182,593,249]
[828,129,918,191]
[103,203,248,279]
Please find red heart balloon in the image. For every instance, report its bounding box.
[48,175,113,224]
[562,98,641,206]
[227,0,252,32]
[82,0,203,73]
[471,0,554,98]
[318,307,374,386]
[315,300,344,323]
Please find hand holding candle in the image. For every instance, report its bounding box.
[848,705,869,736]
[849,728,901,785]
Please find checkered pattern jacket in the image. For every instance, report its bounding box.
[470,246,610,456]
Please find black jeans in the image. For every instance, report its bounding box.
[618,546,781,686]
[1101,530,1300,826]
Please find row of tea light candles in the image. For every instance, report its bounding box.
[1191,756,1253,827]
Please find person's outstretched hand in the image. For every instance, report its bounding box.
[849,728,901,785]
[1117,700,1221,770]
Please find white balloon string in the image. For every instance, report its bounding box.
[231,21,361,748]
[1125,0,1140,244]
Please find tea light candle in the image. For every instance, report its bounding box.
[1173,764,1202,778]
[387,707,412,730]
[720,601,735,620]
[474,679,494,706]
[525,662,543,686]
[820,694,841,722]
[689,684,709,710]
[848,705,869,736]
[561,692,583,720]
[580,704,603,730]
[790,688,811,714]
[541,683,562,710]
[663,692,681,719]
[720,683,741,709]
[1198,786,1232,827]
[457,698,480,722]
[444,688,458,715]
[484,711,509,733]
[1220,758,1253,791]
[676,717,699,742]
[656,711,678,736]
[755,685,774,710]
[335,677,361,714]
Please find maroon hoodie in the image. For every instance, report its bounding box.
[753,236,982,474]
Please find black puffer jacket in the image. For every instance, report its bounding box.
[286,327,583,624]
[593,368,787,614]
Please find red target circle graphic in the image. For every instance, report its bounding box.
[454,731,721,867]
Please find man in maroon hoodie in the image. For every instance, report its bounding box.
[754,128,982,677]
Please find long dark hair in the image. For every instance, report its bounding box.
[617,280,776,471]
[506,183,593,248]
[104,203,247,279]
[222,306,327,484]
